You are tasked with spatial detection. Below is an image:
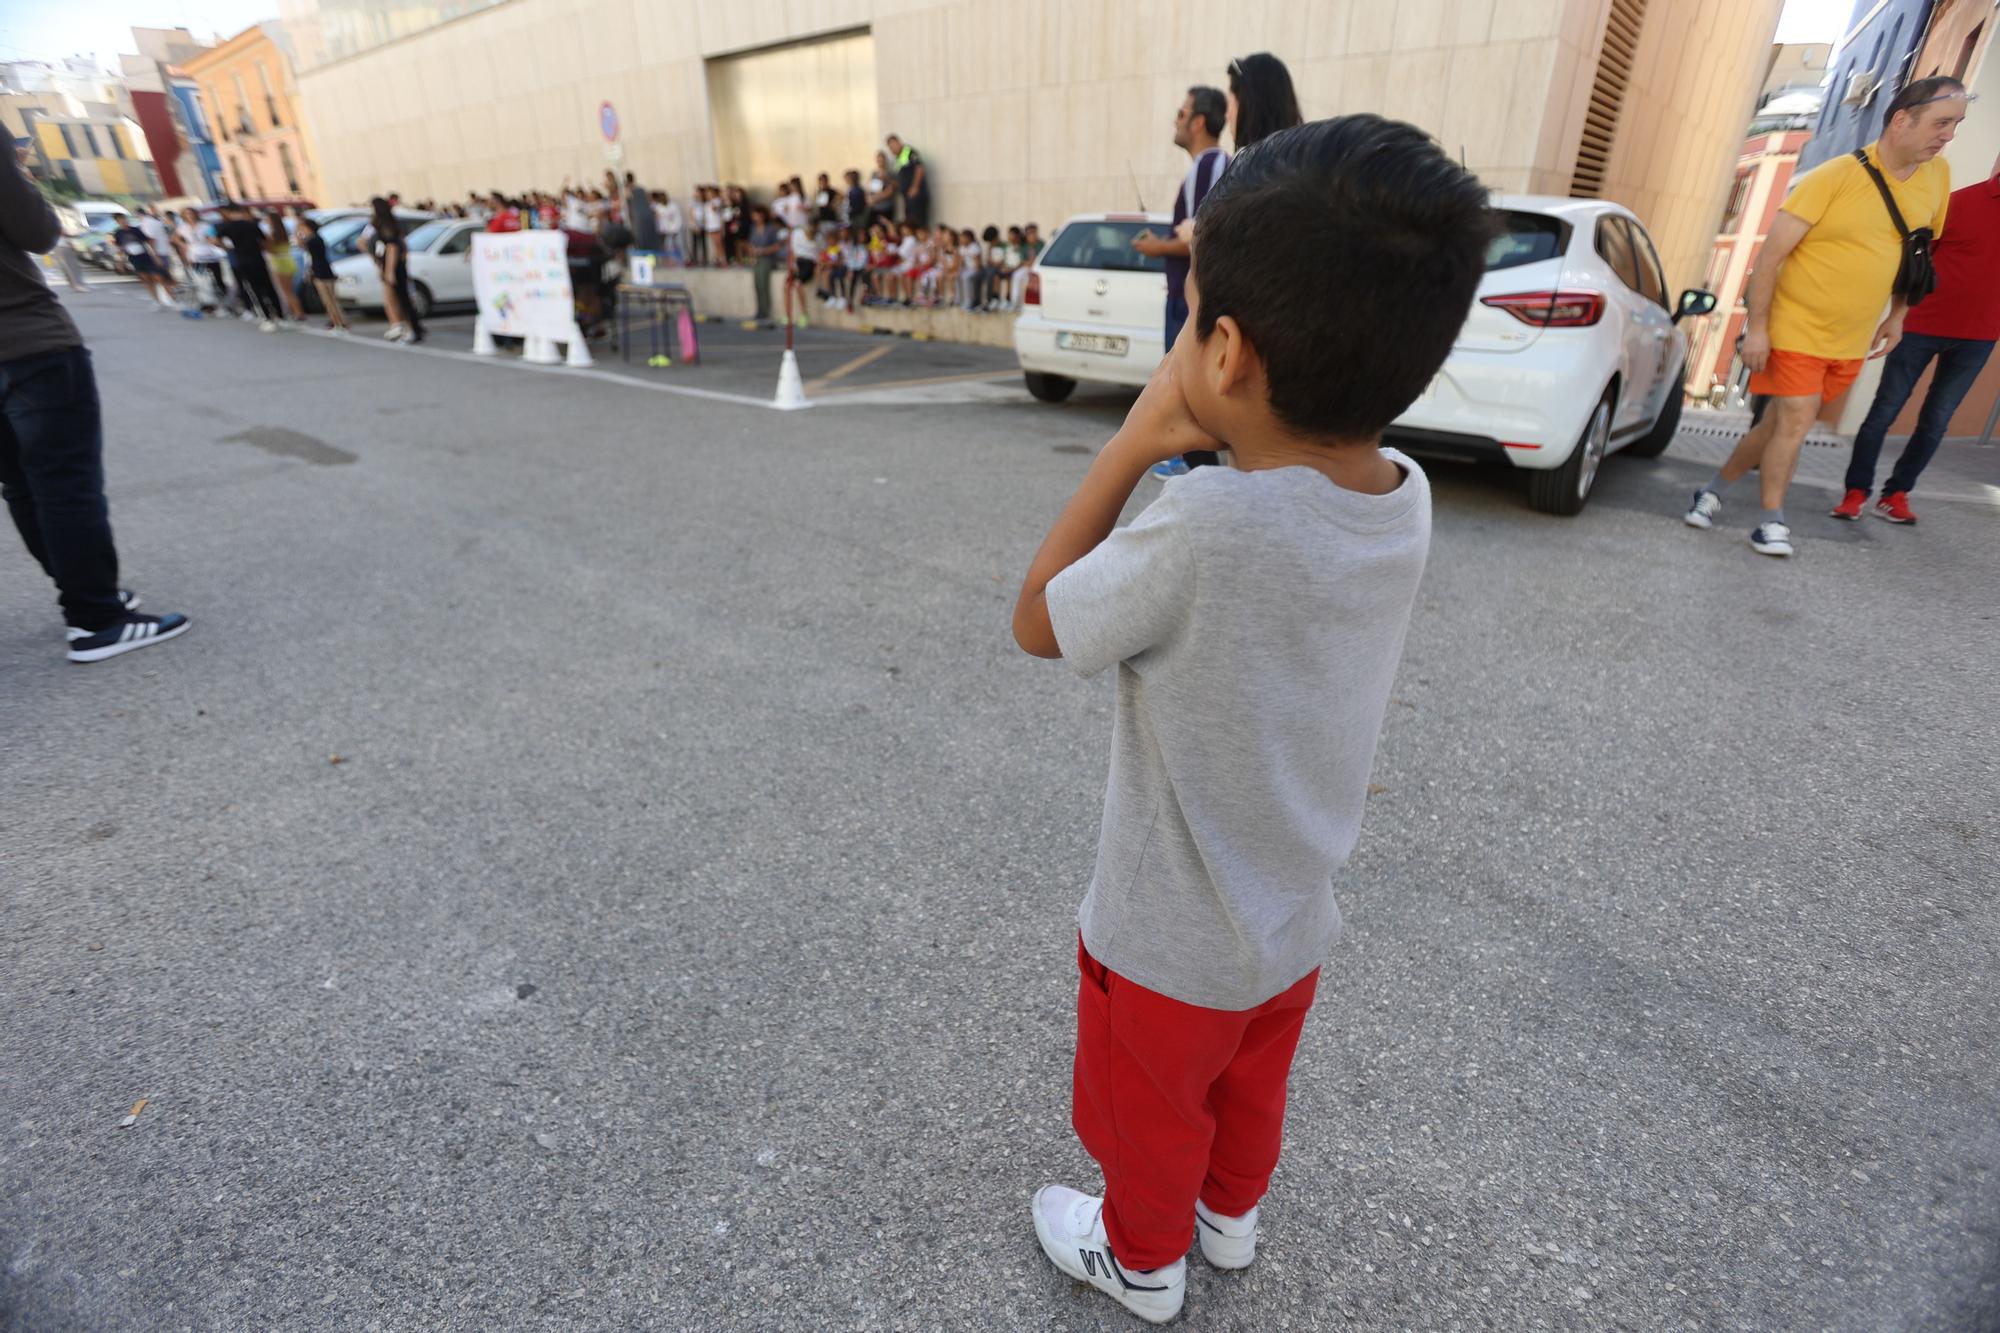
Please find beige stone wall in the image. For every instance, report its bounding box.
[1561,0,1785,296]
[299,0,1779,292]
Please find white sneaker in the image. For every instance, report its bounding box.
[258,319,277,333]
[1031,1185,1184,1324]
[1683,488,1721,529]
[1194,1199,1259,1269]
[382,324,407,341]
[1749,521,1794,557]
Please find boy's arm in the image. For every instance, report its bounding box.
[1012,359,1219,659]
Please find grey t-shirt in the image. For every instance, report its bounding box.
[1045,452,1431,1010]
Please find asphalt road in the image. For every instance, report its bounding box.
[4,289,1998,1333]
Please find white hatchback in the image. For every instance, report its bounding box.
[1387,196,1715,514]
[332,218,482,319]
[1012,212,1169,403]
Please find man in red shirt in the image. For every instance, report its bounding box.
[1835,167,2000,523]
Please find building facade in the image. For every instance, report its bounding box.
[182,24,323,203]
[284,0,1782,298]
[1683,129,1810,400]
[120,28,218,202]
[1,61,161,199]
[1799,0,1934,172]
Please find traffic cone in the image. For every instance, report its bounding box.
[523,334,561,365]
[473,318,497,355]
[564,324,594,368]
[771,349,811,411]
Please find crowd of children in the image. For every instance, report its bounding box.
[805,220,1043,314]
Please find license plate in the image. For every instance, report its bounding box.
[1058,331,1128,356]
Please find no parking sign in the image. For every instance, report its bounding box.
[599,101,623,164]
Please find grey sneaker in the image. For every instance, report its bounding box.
[1684,488,1722,529]
[1750,521,1794,557]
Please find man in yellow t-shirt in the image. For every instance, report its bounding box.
[1683,76,1968,558]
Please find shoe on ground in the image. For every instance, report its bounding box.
[383,324,407,341]
[1831,488,1867,520]
[66,612,191,663]
[1684,488,1721,529]
[257,320,277,333]
[1875,491,1917,524]
[1031,1185,1185,1325]
[1750,521,1794,557]
[1194,1199,1258,1270]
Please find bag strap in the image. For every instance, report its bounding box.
[1851,148,1914,238]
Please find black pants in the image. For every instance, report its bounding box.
[0,346,122,631]
[388,262,424,340]
[232,259,284,321]
[690,230,707,266]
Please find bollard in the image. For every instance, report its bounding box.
[564,323,594,368]
[771,277,810,410]
[523,334,561,365]
[473,318,497,356]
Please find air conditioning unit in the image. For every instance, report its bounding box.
[1842,69,1879,106]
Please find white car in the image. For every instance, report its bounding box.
[1387,196,1715,514]
[1013,212,1169,402]
[332,217,480,319]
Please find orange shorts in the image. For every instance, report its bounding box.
[1748,348,1865,402]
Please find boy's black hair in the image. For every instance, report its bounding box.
[1187,85,1227,139]
[1192,114,1495,442]
[1883,74,1966,128]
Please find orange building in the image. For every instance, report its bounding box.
[182,23,321,203]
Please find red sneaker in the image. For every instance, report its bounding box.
[1875,491,1917,524]
[1830,488,1868,520]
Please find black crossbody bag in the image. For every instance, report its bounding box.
[1851,149,1938,306]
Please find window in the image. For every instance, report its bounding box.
[80,125,101,157]
[1722,171,1753,227]
[437,226,475,255]
[108,125,126,159]
[1595,216,1642,293]
[1629,220,1670,309]
[210,86,229,140]
[233,72,254,133]
[1486,212,1570,271]
[1038,220,1166,274]
[259,63,281,126]
[279,142,300,193]
[231,157,249,200]
[58,123,79,158]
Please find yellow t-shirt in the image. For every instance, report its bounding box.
[1768,144,1950,359]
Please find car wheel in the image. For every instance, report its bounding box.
[1622,363,1685,459]
[1023,371,1076,403]
[1527,388,1614,516]
[409,281,434,321]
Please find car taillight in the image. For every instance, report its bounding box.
[1480,290,1605,327]
[1024,271,1040,306]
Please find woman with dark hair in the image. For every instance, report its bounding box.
[1226,52,1303,151]
[746,203,785,326]
[368,197,423,344]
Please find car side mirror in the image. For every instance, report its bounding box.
[1673,288,1718,324]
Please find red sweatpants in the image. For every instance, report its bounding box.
[1071,935,1319,1268]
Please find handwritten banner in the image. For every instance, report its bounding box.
[471,232,575,339]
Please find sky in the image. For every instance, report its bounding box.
[1,0,1859,71]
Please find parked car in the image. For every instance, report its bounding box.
[1383,196,1715,515]
[295,207,435,313]
[331,217,481,319]
[1011,211,1168,403]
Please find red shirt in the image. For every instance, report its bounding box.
[1904,175,2000,341]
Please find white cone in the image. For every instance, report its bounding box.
[472,318,497,356]
[564,323,594,368]
[771,348,811,411]
[523,334,561,365]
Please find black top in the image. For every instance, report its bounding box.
[215,218,271,271]
[844,183,867,223]
[304,232,333,280]
[896,148,925,202]
[0,149,82,360]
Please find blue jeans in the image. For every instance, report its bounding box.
[1164,292,1189,352]
[0,345,122,630]
[1844,332,1996,496]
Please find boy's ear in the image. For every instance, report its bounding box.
[1206,313,1259,401]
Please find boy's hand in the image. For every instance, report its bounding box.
[1109,357,1220,465]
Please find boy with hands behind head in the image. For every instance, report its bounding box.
[1012,115,1493,1323]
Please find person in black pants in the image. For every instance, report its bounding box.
[215,201,284,329]
[1,140,189,661]
[369,197,423,344]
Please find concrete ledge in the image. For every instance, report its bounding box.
[650,268,1018,349]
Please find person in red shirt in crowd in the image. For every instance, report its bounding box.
[1835,166,2000,523]
[485,195,523,233]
